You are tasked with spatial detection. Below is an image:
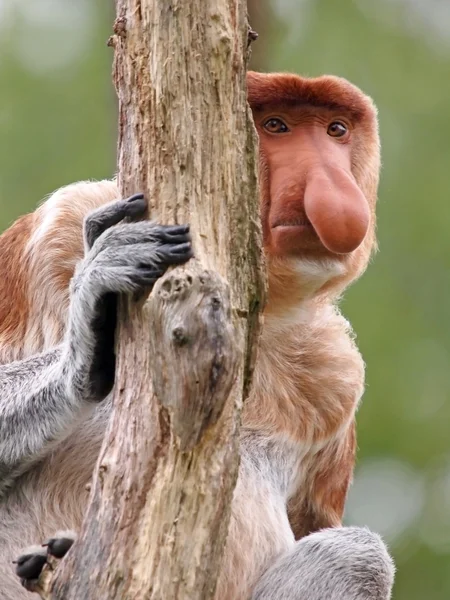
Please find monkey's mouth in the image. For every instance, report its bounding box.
[270,217,329,255]
[271,217,314,231]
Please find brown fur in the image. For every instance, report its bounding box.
[0,180,118,363]
[0,72,380,599]
[287,423,357,539]
[0,216,33,359]
[247,72,377,123]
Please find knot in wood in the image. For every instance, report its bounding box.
[148,265,239,451]
[248,28,259,42]
[210,296,222,310]
[172,326,189,347]
[113,16,127,37]
[159,270,194,301]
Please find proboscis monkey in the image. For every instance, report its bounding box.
[0,72,394,600]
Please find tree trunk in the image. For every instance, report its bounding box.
[33,1,264,598]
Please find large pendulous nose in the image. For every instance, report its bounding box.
[303,164,370,254]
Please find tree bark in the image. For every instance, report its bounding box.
[32,1,264,598]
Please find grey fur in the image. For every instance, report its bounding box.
[252,527,395,600]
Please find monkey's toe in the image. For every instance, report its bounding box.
[13,546,47,580]
[43,530,77,559]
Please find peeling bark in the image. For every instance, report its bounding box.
[33,0,264,598]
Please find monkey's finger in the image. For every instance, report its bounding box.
[123,194,147,220]
[85,195,148,249]
[163,224,190,235]
[156,224,191,244]
[125,193,145,203]
[162,242,194,263]
[131,267,166,288]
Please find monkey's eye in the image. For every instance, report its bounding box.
[327,121,348,138]
[263,118,289,134]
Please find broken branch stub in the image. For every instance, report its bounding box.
[149,264,238,452]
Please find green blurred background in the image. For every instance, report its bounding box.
[0,0,449,597]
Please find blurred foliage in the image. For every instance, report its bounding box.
[0,0,115,227]
[1,0,449,598]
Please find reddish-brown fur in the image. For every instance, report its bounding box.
[0,72,380,599]
[0,216,32,355]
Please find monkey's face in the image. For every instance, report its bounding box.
[247,72,380,303]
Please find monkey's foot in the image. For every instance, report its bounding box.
[13,545,47,587]
[42,530,77,559]
[14,530,77,591]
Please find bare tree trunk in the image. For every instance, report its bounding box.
[32,1,264,599]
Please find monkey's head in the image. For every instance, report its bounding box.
[247,71,380,310]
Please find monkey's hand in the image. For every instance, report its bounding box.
[61,193,193,402]
[0,194,192,496]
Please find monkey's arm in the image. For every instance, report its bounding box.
[0,345,83,495]
[0,195,192,496]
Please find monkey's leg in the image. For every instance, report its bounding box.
[251,527,395,600]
